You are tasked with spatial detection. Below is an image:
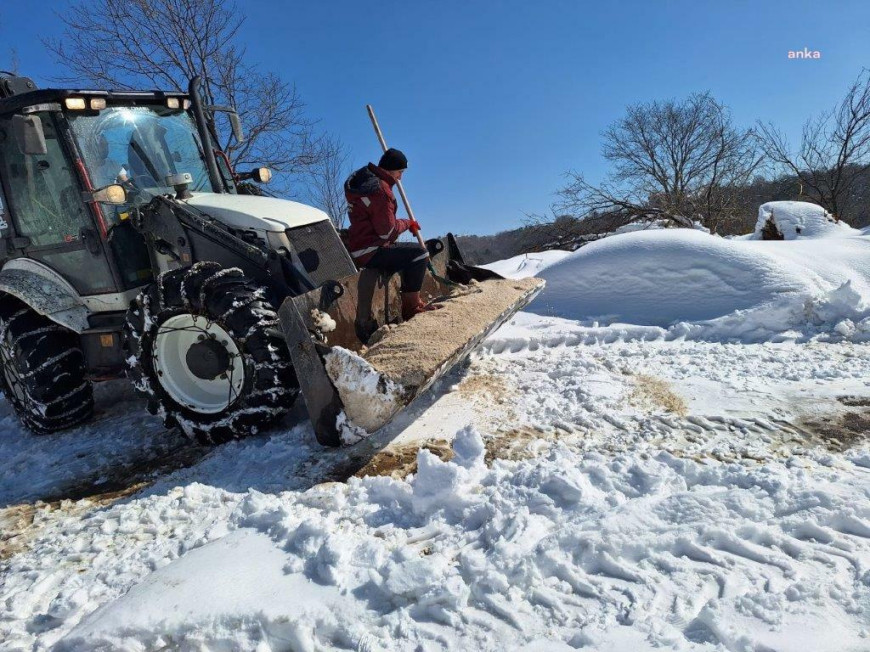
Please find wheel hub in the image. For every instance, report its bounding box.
[186,337,231,380]
[152,314,245,414]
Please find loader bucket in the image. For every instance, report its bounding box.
[277,235,545,446]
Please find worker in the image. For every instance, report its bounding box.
[90,134,128,188]
[344,148,442,320]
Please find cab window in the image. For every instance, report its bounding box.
[0,113,90,248]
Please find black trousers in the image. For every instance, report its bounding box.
[365,243,428,292]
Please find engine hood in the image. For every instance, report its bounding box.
[185,193,330,232]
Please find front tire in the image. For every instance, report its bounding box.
[123,262,298,444]
[0,295,94,434]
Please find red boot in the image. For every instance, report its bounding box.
[401,291,443,321]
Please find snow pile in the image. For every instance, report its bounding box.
[58,427,870,651]
[529,228,870,339]
[480,250,571,278]
[613,218,709,235]
[753,201,856,240]
[325,347,404,437]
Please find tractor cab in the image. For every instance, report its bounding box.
[0,75,250,299]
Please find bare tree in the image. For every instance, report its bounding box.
[558,92,762,232]
[757,69,870,221]
[306,135,351,229]
[45,0,321,193]
[520,209,638,252]
[520,213,583,248]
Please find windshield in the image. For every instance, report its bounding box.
[68,105,214,211]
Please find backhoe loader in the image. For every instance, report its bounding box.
[0,73,543,446]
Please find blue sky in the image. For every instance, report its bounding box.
[2,1,869,235]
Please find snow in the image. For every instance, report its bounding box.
[531,227,870,333]
[59,425,870,651]
[480,249,571,278]
[753,200,858,240]
[3,220,870,650]
[325,346,404,438]
[613,218,710,235]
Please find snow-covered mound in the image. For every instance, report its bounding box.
[529,228,870,338]
[480,249,571,278]
[753,201,857,240]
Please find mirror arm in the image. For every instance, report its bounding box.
[188,76,225,194]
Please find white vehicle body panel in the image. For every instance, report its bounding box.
[185,193,330,233]
[0,259,145,329]
[0,260,90,332]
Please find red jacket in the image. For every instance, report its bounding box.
[344,163,411,265]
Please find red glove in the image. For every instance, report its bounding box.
[408,219,421,235]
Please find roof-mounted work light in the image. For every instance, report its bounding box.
[64,97,87,110]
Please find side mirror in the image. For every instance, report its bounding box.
[208,104,245,143]
[88,184,127,205]
[228,112,244,144]
[12,114,47,156]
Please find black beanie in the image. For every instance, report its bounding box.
[378,148,408,171]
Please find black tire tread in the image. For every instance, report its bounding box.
[123,262,297,444]
[0,295,94,434]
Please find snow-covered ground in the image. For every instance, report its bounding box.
[3,202,870,651]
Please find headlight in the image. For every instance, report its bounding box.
[166,97,180,109]
[89,98,107,110]
[252,167,272,184]
[91,184,127,204]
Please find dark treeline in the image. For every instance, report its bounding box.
[451,166,870,266]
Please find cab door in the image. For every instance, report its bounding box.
[0,112,117,295]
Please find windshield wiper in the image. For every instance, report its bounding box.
[129,139,163,185]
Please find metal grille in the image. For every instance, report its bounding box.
[286,220,356,286]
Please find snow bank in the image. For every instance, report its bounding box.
[60,427,870,651]
[753,200,857,240]
[480,250,571,278]
[528,228,870,340]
